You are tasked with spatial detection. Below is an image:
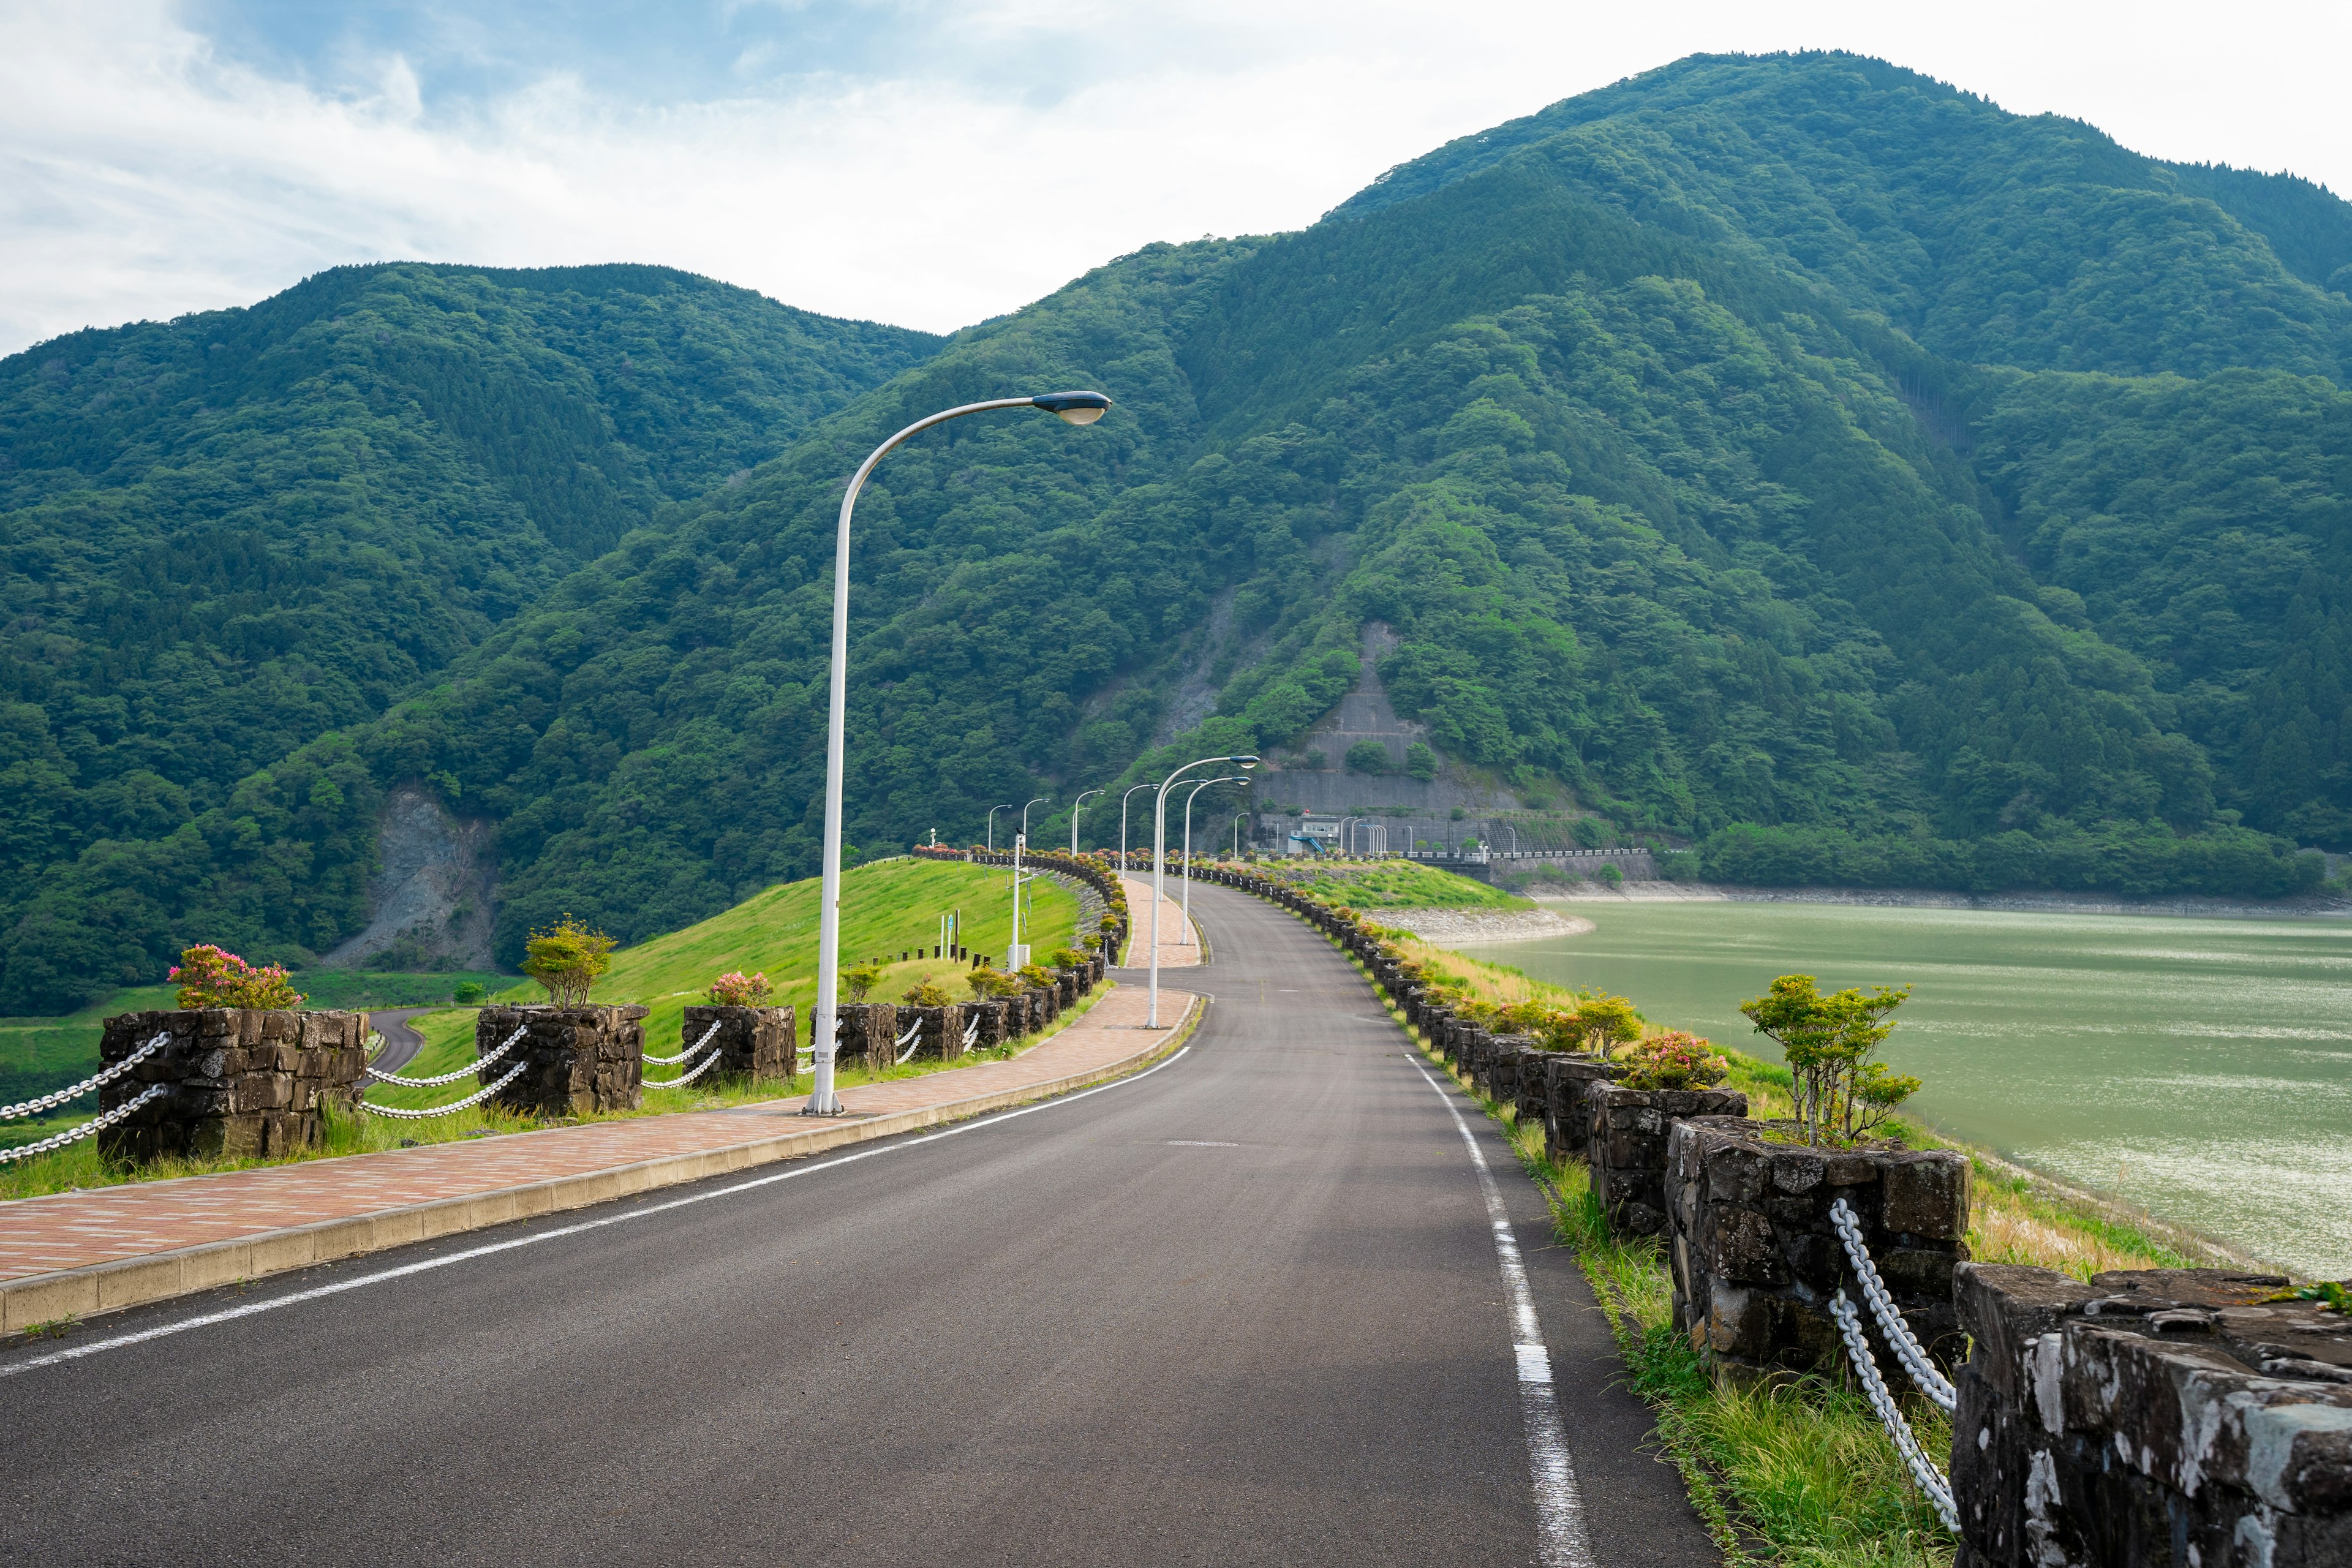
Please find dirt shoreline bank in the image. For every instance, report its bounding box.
[1525,880,2352,921]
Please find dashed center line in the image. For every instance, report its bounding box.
[1165,1140,1240,1147]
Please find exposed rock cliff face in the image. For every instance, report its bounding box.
[323,783,498,970]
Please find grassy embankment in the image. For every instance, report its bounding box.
[1359,907,2225,1568]
[0,858,1080,1200]
[1216,857,1536,911]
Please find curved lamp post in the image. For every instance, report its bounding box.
[1232,812,1248,859]
[1020,794,1050,843]
[1120,780,1158,871]
[806,389,1112,1117]
[1150,752,1257,1026]
[1070,788,1103,854]
[987,802,1014,854]
[1180,775,1245,942]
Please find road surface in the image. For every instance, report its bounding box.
[0,882,1716,1566]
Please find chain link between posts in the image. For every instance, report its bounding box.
[894,1017,925,1066]
[1823,1195,1960,1532]
[1829,1197,1958,1411]
[364,1025,528,1089]
[0,1084,168,1164]
[1829,1292,1961,1530]
[643,1023,725,1088]
[360,1059,529,1119]
[1,1033,168,1121]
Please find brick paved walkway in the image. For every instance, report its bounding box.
[1121,874,1202,968]
[0,984,1194,1290]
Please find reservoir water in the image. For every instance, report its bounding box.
[1483,901,2352,1278]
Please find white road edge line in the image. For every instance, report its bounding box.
[1406,1050,1597,1568]
[1,1042,1196,1380]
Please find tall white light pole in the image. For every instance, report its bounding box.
[1120,780,1157,870]
[1180,775,1244,942]
[1232,812,1248,858]
[1338,815,1357,859]
[1020,795,1049,845]
[1070,788,1102,854]
[1150,752,1257,1027]
[805,390,1112,1117]
[987,803,1014,854]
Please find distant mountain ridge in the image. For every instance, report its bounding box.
[6,51,2351,1013]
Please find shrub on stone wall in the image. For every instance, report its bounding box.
[1617,1030,1729,1090]
[707,970,773,1006]
[900,978,952,1007]
[841,958,885,1001]
[522,914,614,1006]
[168,945,303,1010]
[1739,973,1921,1145]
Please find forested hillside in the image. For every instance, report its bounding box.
[8,51,2351,1012]
[0,264,940,1006]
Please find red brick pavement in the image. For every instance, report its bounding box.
[0,984,1194,1289]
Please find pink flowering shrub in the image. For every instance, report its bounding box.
[706,971,774,1007]
[1616,1030,1730,1092]
[170,945,304,1011]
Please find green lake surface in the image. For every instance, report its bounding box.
[1483,900,2352,1278]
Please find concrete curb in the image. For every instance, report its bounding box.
[1,994,1204,1333]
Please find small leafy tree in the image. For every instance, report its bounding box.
[522,916,615,1006]
[707,971,773,1006]
[1345,739,1390,775]
[1740,974,1918,1145]
[1616,1031,1729,1091]
[452,981,486,1005]
[964,968,1007,1001]
[900,979,952,1008]
[1047,946,1085,969]
[1404,742,1440,782]
[1016,963,1057,989]
[1569,995,1643,1054]
[841,959,886,1002]
[170,945,304,1010]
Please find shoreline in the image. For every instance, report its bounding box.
[1376,907,1595,943]
[1525,879,2352,921]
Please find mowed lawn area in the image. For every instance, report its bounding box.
[384,856,1081,1101]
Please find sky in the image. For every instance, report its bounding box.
[2,0,2346,357]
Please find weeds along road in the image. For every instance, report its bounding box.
[0,883,1714,1568]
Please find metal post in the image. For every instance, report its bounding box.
[1179,775,1243,942]
[1071,788,1102,854]
[805,389,1111,1117]
[1120,780,1156,872]
[1021,795,1048,846]
[1233,812,1246,858]
[1149,753,1257,1028]
[1010,832,1027,969]
[988,803,1013,854]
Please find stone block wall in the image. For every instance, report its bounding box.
[478,1005,647,1117]
[1540,1055,1621,1166]
[1952,1264,2352,1567]
[682,1004,795,1082]
[834,1003,900,1073]
[968,999,1012,1048]
[899,1004,970,1061]
[1585,1082,1749,1235]
[98,1008,369,1162]
[1665,1115,1970,1376]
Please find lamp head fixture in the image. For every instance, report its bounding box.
[1230,754,1260,769]
[1033,390,1112,426]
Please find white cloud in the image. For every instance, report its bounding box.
[2,0,2347,355]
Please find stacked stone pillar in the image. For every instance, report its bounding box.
[478,1005,647,1117]
[98,1008,369,1162]
[681,1004,796,1082]
[1664,1114,1970,1376]
[1951,1264,2352,1566]
[834,1003,900,1073]
[1583,1081,1749,1235]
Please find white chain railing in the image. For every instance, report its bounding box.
[643,1024,725,1089]
[1830,1291,1960,1530]
[894,1017,925,1066]
[364,1025,527,1089]
[0,1084,168,1164]
[1,1033,168,1121]
[643,1022,722,1066]
[359,1060,529,1119]
[1829,1197,1958,1412]
[962,1015,981,1049]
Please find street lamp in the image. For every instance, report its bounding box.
[1070,788,1103,854]
[1232,812,1248,858]
[1150,752,1257,1027]
[805,388,1113,1117]
[1020,794,1049,843]
[987,803,1014,854]
[1180,775,1246,942]
[1338,815,1357,859]
[1120,780,1158,870]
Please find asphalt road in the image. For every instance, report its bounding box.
[365,1007,431,1076]
[0,882,1717,1567]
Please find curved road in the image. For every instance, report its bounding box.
[0,883,1715,1566]
[364,1007,431,1077]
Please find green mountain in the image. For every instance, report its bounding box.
[0,263,940,1005]
[9,50,2351,1013]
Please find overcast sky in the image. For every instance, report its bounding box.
[2,0,2345,357]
